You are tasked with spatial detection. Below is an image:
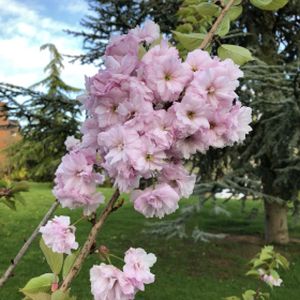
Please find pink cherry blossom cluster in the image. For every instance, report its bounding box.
[90,248,156,300]
[39,215,78,254]
[53,20,252,219]
[53,142,105,216]
[258,269,283,287]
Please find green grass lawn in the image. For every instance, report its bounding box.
[1,182,300,299]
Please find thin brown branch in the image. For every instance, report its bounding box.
[0,200,59,288]
[199,0,237,50]
[60,189,120,292]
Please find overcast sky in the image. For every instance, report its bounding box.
[0,0,98,90]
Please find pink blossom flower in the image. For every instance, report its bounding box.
[142,56,191,101]
[175,131,208,159]
[219,58,244,81]
[225,102,252,144]
[95,97,123,129]
[98,125,142,166]
[140,41,179,66]
[81,118,101,150]
[123,248,157,291]
[132,183,180,218]
[189,68,237,110]
[140,110,175,150]
[258,269,283,287]
[105,33,139,75]
[90,264,135,300]
[53,150,105,215]
[131,20,160,44]
[184,49,217,72]
[173,94,210,134]
[159,163,196,198]
[134,143,166,174]
[105,55,138,75]
[64,136,80,151]
[39,216,78,254]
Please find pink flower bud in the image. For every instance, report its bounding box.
[51,282,59,292]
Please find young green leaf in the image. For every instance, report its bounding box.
[242,290,256,300]
[22,292,51,300]
[20,273,55,294]
[51,290,77,300]
[62,251,79,279]
[172,31,206,50]
[218,44,254,65]
[245,269,260,277]
[40,238,64,275]
[223,0,242,5]
[227,6,243,21]
[276,254,289,269]
[193,3,221,17]
[250,0,288,11]
[216,15,230,37]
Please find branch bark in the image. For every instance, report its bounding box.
[0,200,59,288]
[60,189,120,292]
[199,0,237,50]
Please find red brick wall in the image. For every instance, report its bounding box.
[0,102,21,171]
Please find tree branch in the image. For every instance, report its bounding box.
[199,0,237,50]
[0,200,59,288]
[60,189,120,292]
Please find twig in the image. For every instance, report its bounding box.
[60,189,120,292]
[0,200,59,288]
[199,0,237,49]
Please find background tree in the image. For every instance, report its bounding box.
[174,0,299,244]
[65,0,182,65]
[1,44,81,181]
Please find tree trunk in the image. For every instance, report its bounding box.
[264,200,289,244]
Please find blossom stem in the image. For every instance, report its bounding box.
[71,215,86,226]
[199,0,238,50]
[0,200,59,288]
[60,189,120,292]
[109,254,125,263]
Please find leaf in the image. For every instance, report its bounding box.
[270,269,280,279]
[250,0,273,6]
[250,0,288,11]
[245,269,259,277]
[216,15,230,37]
[253,258,265,268]
[193,3,221,17]
[63,251,79,279]
[225,297,241,300]
[51,290,77,300]
[223,0,242,5]
[22,292,51,300]
[20,273,55,294]
[138,45,146,60]
[276,254,289,269]
[172,31,206,50]
[176,23,194,33]
[40,238,64,275]
[260,252,273,261]
[242,290,256,300]
[218,44,254,65]
[227,5,243,21]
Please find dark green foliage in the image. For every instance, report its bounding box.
[1,44,81,181]
[65,0,183,65]
[30,44,81,95]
